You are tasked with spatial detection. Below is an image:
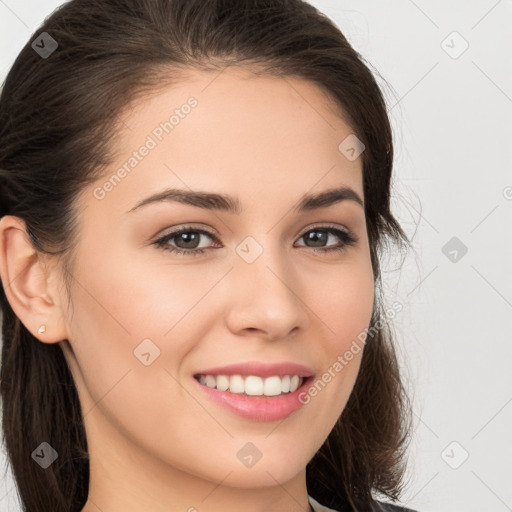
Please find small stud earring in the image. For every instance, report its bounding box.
[38,324,46,334]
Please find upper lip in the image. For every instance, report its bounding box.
[194,361,314,379]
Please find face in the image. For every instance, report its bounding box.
[56,66,375,509]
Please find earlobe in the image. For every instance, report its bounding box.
[0,215,68,343]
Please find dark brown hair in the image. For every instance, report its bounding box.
[0,1,413,511]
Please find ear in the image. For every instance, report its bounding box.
[0,215,69,343]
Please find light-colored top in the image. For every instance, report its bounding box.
[309,495,418,512]
[308,495,339,512]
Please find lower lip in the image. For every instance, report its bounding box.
[193,376,313,422]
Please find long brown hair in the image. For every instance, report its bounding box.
[0,1,413,511]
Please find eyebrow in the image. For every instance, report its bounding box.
[127,185,364,215]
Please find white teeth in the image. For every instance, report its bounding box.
[229,375,245,394]
[263,376,282,396]
[281,375,291,393]
[204,375,217,388]
[245,376,263,396]
[216,374,230,391]
[197,374,305,396]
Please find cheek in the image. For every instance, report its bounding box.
[306,257,375,350]
[333,276,374,350]
[63,250,210,403]
[297,257,374,427]
[65,246,237,421]
[73,245,220,341]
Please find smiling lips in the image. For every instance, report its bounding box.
[196,374,304,396]
[193,361,314,421]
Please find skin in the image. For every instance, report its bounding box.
[0,66,374,512]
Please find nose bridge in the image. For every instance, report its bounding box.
[236,233,291,295]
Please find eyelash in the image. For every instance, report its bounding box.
[153,224,358,257]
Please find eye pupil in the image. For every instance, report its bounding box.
[306,230,327,247]
[177,232,200,248]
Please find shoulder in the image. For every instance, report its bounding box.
[373,501,419,512]
[309,495,419,512]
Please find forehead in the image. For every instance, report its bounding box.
[121,66,358,156]
[82,66,364,217]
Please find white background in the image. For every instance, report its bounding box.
[1,1,511,511]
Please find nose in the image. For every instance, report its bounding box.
[224,241,310,341]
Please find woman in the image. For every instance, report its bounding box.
[0,1,417,511]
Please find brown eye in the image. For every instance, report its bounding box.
[154,227,219,256]
[295,226,357,253]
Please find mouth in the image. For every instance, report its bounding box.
[193,373,306,397]
[192,361,315,421]
[193,372,315,421]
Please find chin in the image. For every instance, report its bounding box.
[222,466,304,489]
[208,449,309,489]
